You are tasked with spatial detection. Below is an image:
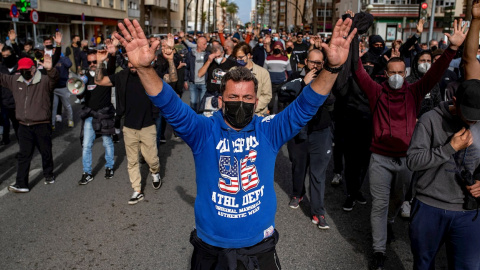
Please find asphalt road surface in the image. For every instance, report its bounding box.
[0,93,447,269]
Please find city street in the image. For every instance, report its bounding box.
[0,93,446,270]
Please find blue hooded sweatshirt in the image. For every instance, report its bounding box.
[148,80,327,248]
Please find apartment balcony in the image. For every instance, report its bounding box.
[128,8,140,17]
[369,4,419,17]
[144,0,179,12]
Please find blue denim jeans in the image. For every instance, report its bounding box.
[82,117,114,174]
[189,83,207,112]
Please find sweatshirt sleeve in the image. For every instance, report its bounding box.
[411,48,456,103]
[147,80,212,154]
[261,83,328,151]
[406,121,457,171]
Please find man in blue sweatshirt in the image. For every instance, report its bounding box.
[114,18,356,269]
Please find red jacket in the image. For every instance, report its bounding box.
[353,48,456,157]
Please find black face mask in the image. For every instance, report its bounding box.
[431,46,438,52]
[364,65,374,75]
[273,48,282,55]
[223,101,255,129]
[35,51,44,60]
[371,46,384,56]
[3,55,17,68]
[45,45,54,50]
[20,69,33,81]
[286,47,293,54]
[83,46,88,52]
[76,41,81,47]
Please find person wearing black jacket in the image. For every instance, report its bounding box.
[0,46,19,145]
[286,49,334,229]
[77,50,116,185]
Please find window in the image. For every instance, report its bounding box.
[120,0,124,9]
[109,0,113,7]
[97,0,101,6]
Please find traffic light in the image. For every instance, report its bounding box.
[15,0,30,13]
[419,1,428,19]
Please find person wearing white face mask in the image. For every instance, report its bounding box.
[197,44,238,114]
[406,51,442,119]
[352,19,467,270]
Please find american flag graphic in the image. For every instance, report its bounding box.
[241,150,259,192]
[219,156,240,194]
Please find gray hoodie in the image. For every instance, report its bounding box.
[407,101,480,211]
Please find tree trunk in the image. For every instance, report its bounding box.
[302,0,307,28]
[466,0,473,21]
[200,0,205,32]
[139,0,145,30]
[194,0,199,33]
[207,0,212,32]
[184,0,188,32]
[312,0,318,34]
[276,0,280,31]
[294,0,298,32]
[167,0,171,33]
[269,0,273,29]
[285,0,288,32]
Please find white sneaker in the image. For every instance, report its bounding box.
[56,115,62,122]
[331,173,342,186]
[152,173,162,190]
[75,99,81,104]
[128,191,144,205]
[401,201,411,218]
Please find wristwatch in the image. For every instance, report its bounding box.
[323,64,343,74]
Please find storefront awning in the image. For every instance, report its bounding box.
[71,20,103,25]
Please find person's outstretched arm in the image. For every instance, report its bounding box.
[464,0,480,79]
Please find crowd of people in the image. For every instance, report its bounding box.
[1,3,480,269]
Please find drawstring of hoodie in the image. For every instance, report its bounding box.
[388,93,392,137]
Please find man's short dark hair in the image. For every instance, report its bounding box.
[71,34,80,41]
[87,49,97,56]
[386,57,405,68]
[43,36,53,43]
[220,67,258,95]
[232,42,252,57]
[25,40,34,47]
[2,46,14,54]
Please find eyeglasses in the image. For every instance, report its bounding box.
[237,55,247,60]
[307,60,323,66]
[87,60,97,65]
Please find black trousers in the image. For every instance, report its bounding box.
[343,113,372,198]
[287,127,332,216]
[1,107,19,143]
[16,123,54,188]
[190,230,281,270]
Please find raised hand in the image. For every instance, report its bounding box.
[321,18,357,67]
[247,24,253,34]
[473,0,480,19]
[54,32,63,45]
[40,54,53,70]
[114,19,159,70]
[445,19,468,50]
[105,39,117,54]
[264,35,271,45]
[8,29,16,42]
[416,18,425,34]
[384,47,400,61]
[218,23,224,33]
[166,33,175,48]
[346,10,355,18]
[97,49,109,63]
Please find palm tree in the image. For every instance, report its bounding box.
[201,11,207,33]
[167,0,171,33]
[276,0,280,32]
[199,0,205,32]
[226,2,239,34]
[219,0,229,31]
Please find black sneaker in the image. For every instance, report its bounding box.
[317,215,330,230]
[343,196,356,212]
[78,173,94,185]
[128,191,144,205]
[387,223,396,244]
[152,173,162,189]
[105,168,114,179]
[356,192,367,205]
[44,176,55,185]
[372,252,386,270]
[112,134,120,143]
[8,184,29,193]
[288,196,303,209]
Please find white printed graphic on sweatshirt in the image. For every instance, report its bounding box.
[213,136,263,219]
